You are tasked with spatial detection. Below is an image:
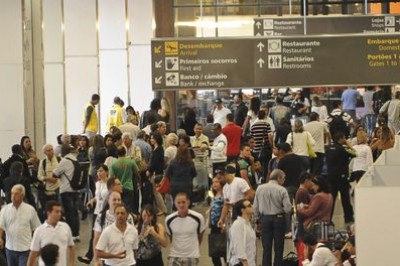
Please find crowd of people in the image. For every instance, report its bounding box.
[0,86,395,265]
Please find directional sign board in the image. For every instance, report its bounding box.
[254,15,400,36]
[152,34,400,90]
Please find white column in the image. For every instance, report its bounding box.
[98,0,128,134]
[63,0,98,134]
[0,0,24,158]
[42,0,64,145]
[129,0,154,115]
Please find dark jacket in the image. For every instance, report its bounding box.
[1,154,30,188]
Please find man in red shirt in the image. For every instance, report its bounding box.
[222,113,243,163]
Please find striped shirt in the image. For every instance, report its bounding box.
[250,120,272,154]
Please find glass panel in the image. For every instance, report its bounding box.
[174,7,217,37]
[174,0,216,6]
[260,0,302,16]
[99,51,129,134]
[44,64,64,144]
[65,57,98,134]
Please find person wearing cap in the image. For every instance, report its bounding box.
[212,98,231,128]
[217,164,253,229]
[106,96,124,133]
[253,169,291,266]
[277,142,307,239]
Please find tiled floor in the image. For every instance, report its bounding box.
[73,195,350,266]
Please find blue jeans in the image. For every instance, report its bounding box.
[363,114,376,138]
[5,248,29,266]
[260,214,286,266]
[61,192,80,236]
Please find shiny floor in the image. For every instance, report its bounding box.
[73,195,349,266]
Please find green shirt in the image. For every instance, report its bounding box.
[110,157,139,190]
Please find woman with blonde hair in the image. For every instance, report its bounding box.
[164,133,178,165]
[286,119,315,170]
[350,131,373,183]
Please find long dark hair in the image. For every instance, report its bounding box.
[137,204,159,233]
[175,145,192,163]
[20,136,32,152]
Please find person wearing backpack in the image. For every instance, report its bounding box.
[326,101,354,139]
[52,144,82,242]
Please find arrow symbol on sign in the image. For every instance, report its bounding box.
[155,60,162,68]
[154,45,162,53]
[257,42,265,52]
[255,21,262,29]
[155,76,162,84]
[255,32,262,37]
[257,58,265,68]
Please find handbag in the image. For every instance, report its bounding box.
[136,159,148,172]
[282,251,298,266]
[155,175,170,194]
[208,233,227,258]
[306,134,317,158]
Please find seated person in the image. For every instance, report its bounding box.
[340,236,356,266]
[302,233,339,266]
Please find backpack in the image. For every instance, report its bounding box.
[328,112,349,138]
[65,158,87,190]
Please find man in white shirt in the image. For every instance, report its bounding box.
[27,201,75,266]
[229,199,257,266]
[302,233,339,266]
[209,123,228,174]
[212,98,231,127]
[0,184,41,266]
[53,145,81,241]
[190,123,210,189]
[304,112,331,175]
[217,164,254,228]
[165,192,206,266]
[96,204,138,266]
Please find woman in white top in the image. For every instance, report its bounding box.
[311,96,328,121]
[286,119,315,170]
[164,133,178,165]
[286,119,316,157]
[350,131,373,183]
[78,164,110,264]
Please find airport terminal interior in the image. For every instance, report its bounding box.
[0,0,400,265]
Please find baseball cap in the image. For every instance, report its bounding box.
[215,98,222,104]
[214,163,236,175]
